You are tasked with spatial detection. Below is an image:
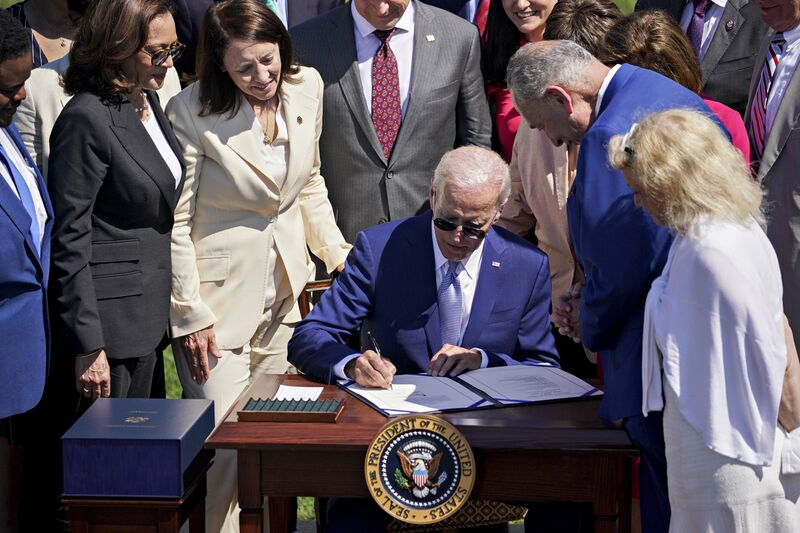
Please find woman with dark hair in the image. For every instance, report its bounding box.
[600,10,750,164]
[481,0,557,162]
[48,0,185,404]
[166,0,350,528]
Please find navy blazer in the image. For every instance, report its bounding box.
[288,213,558,384]
[0,124,53,418]
[569,64,726,421]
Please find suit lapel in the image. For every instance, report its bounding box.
[214,97,281,190]
[150,93,186,208]
[759,58,800,180]
[744,33,772,132]
[327,7,387,163]
[0,126,49,269]
[391,2,436,162]
[700,0,745,83]
[109,93,180,206]
[280,79,317,200]
[461,231,504,348]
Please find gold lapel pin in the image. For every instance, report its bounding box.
[426,34,435,42]
[297,116,303,125]
[491,261,501,268]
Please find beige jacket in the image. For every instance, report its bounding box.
[497,123,581,302]
[13,55,181,179]
[166,66,351,349]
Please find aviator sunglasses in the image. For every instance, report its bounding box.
[141,41,186,67]
[433,218,489,240]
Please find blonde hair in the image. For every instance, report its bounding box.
[608,109,763,234]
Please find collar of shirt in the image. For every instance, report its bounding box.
[351,0,415,39]
[782,20,800,51]
[595,64,622,118]
[430,221,485,282]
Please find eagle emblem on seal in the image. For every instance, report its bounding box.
[395,440,448,498]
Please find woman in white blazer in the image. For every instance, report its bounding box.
[165,1,350,530]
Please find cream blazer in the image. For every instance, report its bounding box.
[13,55,181,180]
[166,66,351,349]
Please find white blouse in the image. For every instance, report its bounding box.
[141,109,182,188]
[642,217,786,466]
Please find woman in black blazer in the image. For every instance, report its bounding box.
[48,0,185,401]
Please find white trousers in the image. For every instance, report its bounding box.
[175,306,295,533]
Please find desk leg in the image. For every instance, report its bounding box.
[267,497,291,533]
[592,456,620,533]
[239,450,265,533]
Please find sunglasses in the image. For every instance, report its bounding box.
[141,41,186,67]
[433,218,488,240]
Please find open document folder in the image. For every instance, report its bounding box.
[337,364,602,417]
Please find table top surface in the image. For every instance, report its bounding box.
[206,374,636,454]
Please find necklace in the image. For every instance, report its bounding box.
[260,98,278,145]
[132,90,150,120]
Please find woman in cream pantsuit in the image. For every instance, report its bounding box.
[165,1,351,530]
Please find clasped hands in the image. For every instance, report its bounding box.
[553,282,583,343]
[345,344,482,389]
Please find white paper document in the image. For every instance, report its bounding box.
[274,384,323,401]
[340,374,488,416]
[338,365,601,416]
[458,365,601,405]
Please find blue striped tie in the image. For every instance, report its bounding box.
[0,143,40,257]
[749,32,786,163]
[438,261,462,346]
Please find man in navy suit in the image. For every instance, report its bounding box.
[289,145,557,386]
[507,41,726,533]
[289,145,557,531]
[0,10,53,531]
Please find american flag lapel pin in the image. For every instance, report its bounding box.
[491,261,501,268]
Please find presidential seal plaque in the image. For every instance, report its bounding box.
[364,414,476,524]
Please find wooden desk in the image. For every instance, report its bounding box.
[63,452,210,533]
[207,375,637,533]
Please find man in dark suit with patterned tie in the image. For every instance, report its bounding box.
[0,11,53,532]
[635,0,769,115]
[291,0,491,244]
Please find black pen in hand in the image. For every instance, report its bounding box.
[367,330,393,390]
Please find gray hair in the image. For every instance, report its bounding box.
[431,146,511,209]
[507,40,595,107]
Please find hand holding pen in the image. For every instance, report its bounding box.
[344,331,396,389]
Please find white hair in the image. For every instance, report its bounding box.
[431,146,510,209]
[506,40,596,108]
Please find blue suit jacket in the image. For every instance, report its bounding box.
[569,64,726,421]
[288,213,558,383]
[0,124,53,419]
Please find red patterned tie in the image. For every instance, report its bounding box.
[749,32,786,163]
[372,29,402,160]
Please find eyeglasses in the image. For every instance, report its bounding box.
[433,218,489,240]
[140,41,186,67]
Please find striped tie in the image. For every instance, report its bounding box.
[749,33,786,162]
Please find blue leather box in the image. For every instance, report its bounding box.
[62,398,214,498]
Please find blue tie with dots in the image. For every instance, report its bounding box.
[438,261,463,346]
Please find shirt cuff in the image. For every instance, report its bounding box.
[473,348,488,369]
[333,353,362,380]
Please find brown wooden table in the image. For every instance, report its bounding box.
[207,374,637,533]
[63,450,211,532]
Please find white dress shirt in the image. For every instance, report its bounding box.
[679,0,727,61]
[333,221,489,379]
[595,64,622,117]
[351,0,415,116]
[0,127,47,247]
[275,0,288,26]
[141,108,183,188]
[765,22,800,141]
